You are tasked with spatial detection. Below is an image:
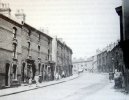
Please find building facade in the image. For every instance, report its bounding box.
[0,14,22,88]
[72,56,97,74]
[0,3,54,88]
[115,0,129,92]
[97,51,108,72]
[21,23,53,83]
[52,37,73,78]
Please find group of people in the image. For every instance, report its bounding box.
[55,71,66,80]
[109,69,123,88]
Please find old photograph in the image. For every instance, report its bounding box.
[0,0,129,100]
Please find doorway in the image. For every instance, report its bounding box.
[5,63,10,86]
[22,63,26,82]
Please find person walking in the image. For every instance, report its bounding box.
[35,75,39,87]
[114,69,122,88]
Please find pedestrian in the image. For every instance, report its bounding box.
[114,69,122,88]
[55,73,58,80]
[28,78,32,87]
[109,72,113,82]
[35,75,39,87]
[62,71,65,78]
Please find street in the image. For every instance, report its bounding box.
[0,72,128,100]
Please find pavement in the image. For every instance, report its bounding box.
[0,74,79,97]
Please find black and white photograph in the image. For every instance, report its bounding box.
[0,0,129,100]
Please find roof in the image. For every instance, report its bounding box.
[24,23,52,40]
[57,38,73,54]
[0,14,52,40]
[0,13,22,28]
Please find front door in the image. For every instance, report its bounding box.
[22,63,26,82]
[5,63,10,86]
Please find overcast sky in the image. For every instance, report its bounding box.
[3,0,122,58]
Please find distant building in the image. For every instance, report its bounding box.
[72,56,97,73]
[72,59,86,74]
[97,42,117,73]
[97,51,108,72]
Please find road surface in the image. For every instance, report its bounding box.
[0,72,128,100]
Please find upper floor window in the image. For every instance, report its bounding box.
[38,45,40,52]
[48,49,50,60]
[27,42,31,56]
[28,30,31,37]
[28,42,30,49]
[38,45,40,57]
[12,27,17,38]
[38,63,41,75]
[48,40,50,46]
[12,43,17,58]
[38,33,41,41]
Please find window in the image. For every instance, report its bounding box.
[48,49,50,60]
[38,45,40,52]
[13,44,17,58]
[38,45,40,57]
[13,27,17,38]
[38,63,41,75]
[38,33,40,41]
[48,40,50,45]
[27,42,30,56]
[45,65,47,71]
[42,64,44,72]
[28,30,31,36]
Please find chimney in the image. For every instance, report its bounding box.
[0,1,11,17]
[15,9,26,23]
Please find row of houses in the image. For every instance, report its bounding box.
[97,0,129,92]
[72,41,121,74]
[96,42,125,75]
[97,43,118,73]
[0,2,72,88]
[72,55,97,74]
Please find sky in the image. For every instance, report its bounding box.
[2,0,122,58]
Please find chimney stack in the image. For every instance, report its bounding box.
[0,1,11,17]
[15,9,26,23]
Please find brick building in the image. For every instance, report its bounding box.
[72,56,97,74]
[0,3,53,88]
[115,0,129,92]
[52,37,73,78]
[0,13,22,88]
[97,51,108,72]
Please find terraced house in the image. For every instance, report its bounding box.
[52,37,73,78]
[0,3,54,88]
